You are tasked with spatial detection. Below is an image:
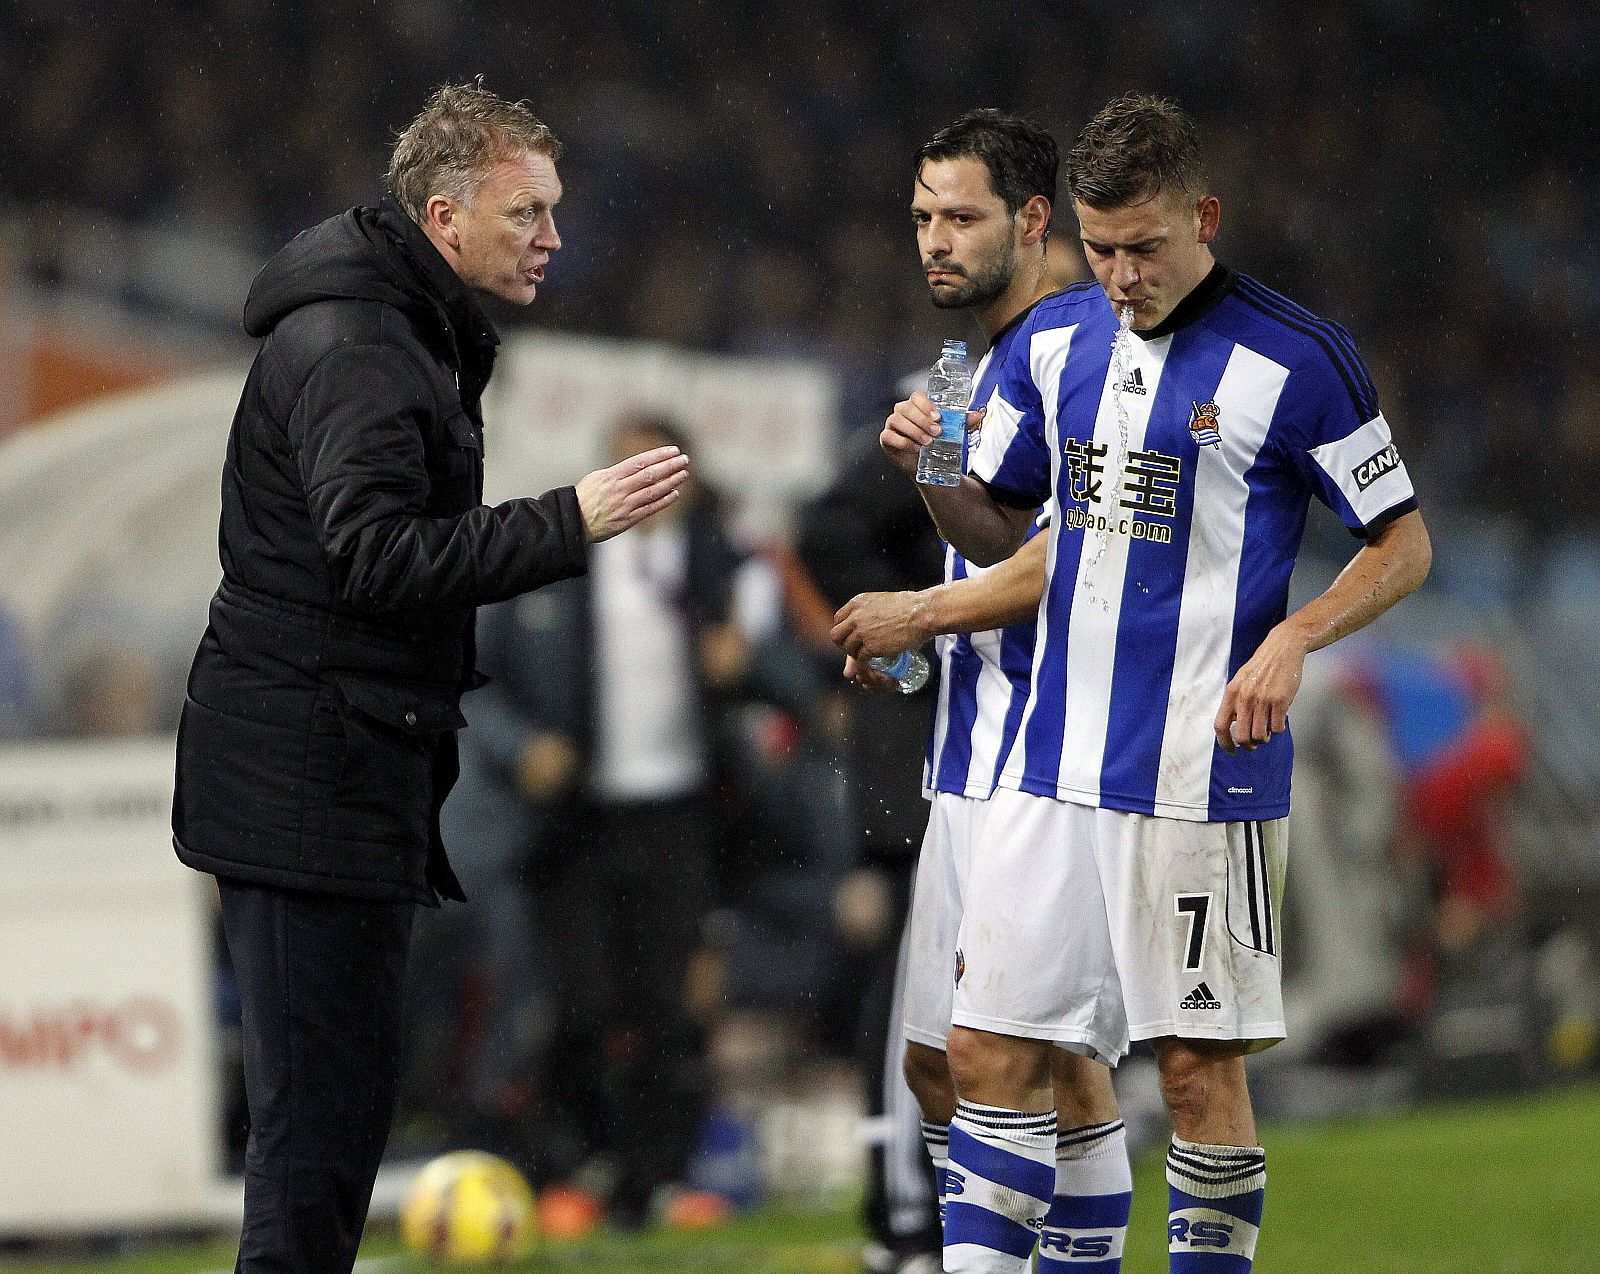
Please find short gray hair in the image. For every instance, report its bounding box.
[386,79,562,222]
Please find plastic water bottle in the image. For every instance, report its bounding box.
[915,339,973,488]
[868,649,930,694]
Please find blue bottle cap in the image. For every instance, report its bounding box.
[941,339,968,359]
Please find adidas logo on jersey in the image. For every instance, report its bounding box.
[1118,367,1147,395]
[1180,981,1222,1010]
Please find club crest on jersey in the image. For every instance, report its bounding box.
[954,949,965,987]
[1189,400,1222,449]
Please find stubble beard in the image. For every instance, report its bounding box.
[928,243,1016,312]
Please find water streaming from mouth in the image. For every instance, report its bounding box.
[1079,304,1137,612]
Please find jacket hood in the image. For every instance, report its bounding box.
[243,207,413,337]
[242,199,499,355]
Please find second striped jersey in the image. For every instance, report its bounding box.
[923,296,1048,799]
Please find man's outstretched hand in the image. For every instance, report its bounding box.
[576,445,690,542]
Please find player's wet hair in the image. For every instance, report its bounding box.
[1066,94,1207,209]
[917,109,1058,230]
[387,78,562,223]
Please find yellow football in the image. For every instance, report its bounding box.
[399,1150,539,1265]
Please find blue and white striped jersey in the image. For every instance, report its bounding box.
[971,266,1417,821]
[923,300,1045,799]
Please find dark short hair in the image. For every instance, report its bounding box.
[916,109,1058,226]
[611,410,690,455]
[1066,94,1206,209]
[387,79,562,223]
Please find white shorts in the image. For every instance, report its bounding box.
[951,788,1287,1064]
[901,791,984,1050]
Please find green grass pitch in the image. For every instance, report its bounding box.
[15,1081,1598,1273]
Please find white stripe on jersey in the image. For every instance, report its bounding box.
[1308,412,1412,525]
[973,377,1021,464]
[926,618,958,785]
[1153,345,1289,817]
[928,567,1038,797]
[1054,333,1173,800]
[1035,325,1077,458]
[962,624,1012,791]
[1008,324,1079,775]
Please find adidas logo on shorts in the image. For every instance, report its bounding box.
[1180,981,1222,1011]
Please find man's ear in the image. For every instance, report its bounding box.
[1196,194,1221,245]
[1020,194,1052,248]
[424,194,459,249]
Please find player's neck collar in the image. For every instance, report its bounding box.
[1135,262,1235,341]
[983,286,1057,348]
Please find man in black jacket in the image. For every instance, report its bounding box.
[172,82,687,1273]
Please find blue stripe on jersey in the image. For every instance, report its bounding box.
[1235,274,1374,404]
[1235,275,1377,411]
[986,436,1053,507]
[1233,276,1377,420]
[1016,318,1117,793]
[1100,325,1236,811]
[991,622,1035,790]
[933,557,982,792]
[1207,445,1301,816]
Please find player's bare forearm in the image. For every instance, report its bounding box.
[922,531,1048,633]
[881,391,1030,564]
[1280,509,1431,654]
[1214,510,1431,753]
[919,477,1033,566]
[831,532,1047,659]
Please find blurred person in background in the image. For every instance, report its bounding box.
[798,405,946,1274]
[812,110,1128,1274]
[55,643,163,736]
[876,94,1431,1273]
[169,83,688,1274]
[453,412,812,1230]
[1350,643,1528,1010]
[1273,651,1415,1065]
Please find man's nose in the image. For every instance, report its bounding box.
[540,216,561,251]
[1114,255,1139,289]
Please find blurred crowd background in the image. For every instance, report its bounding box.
[2,0,1599,1241]
[6,0,1599,523]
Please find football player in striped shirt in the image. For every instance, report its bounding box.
[878,95,1431,1273]
[838,110,1133,1273]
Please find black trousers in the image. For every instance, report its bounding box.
[536,795,712,1217]
[860,868,942,1263]
[218,877,415,1274]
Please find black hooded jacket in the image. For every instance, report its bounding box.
[172,198,588,902]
